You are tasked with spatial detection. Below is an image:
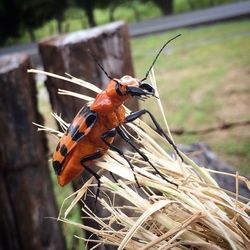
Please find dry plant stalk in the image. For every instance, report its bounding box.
[29,69,250,250]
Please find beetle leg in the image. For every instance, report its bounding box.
[80,150,118,183]
[125,109,183,162]
[101,128,141,188]
[80,152,102,204]
[109,172,118,183]
[117,126,178,187]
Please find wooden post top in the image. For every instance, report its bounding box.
[0,53,28,74]
[40,21,126,46]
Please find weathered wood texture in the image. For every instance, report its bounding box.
[0,54,66,250]
[39,21,136,250]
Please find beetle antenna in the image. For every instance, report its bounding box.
[87,49,113,81]
[141,34,181,82]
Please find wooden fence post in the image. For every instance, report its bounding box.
[0,54,66,250]
[39,21,136,249]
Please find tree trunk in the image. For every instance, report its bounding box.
[54,1,64,33]
[56,17,63,34]
[0,54,66,250]
[84,0,96,27]
[187,0,196,10]
[39,21,137,250]
[162,0,174,16]
[28,28,36,42]
[109,4,117,22]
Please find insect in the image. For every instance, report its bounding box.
[52,34,183,196]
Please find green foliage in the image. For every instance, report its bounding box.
[64,7,86,20]
[216,138,250,175]
[2,0,242,46]
[174,0,239,13]
[0,0,67,44]
[95,1,160,24]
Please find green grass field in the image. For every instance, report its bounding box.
[131,20,250,175]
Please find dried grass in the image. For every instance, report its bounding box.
[29,69,250,250]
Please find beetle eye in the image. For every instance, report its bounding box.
[115,81,126,96]
[139,83,155,94]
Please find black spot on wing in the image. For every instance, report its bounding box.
[79,106,90,117]
[60,144,68,156]
[66,111,97,142]
[53,161,62,175]
[65,124,85,141]
[56,142,60,151]
[72,131,85,141]
[66,124,78,136]
[86,113,97,128]
[72,112,96,140]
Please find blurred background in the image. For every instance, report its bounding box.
[0,0,249,250]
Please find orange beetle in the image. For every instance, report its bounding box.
[52,35,182,192]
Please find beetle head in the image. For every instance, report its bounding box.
[90,34,181,101]
[115,75,155,99]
